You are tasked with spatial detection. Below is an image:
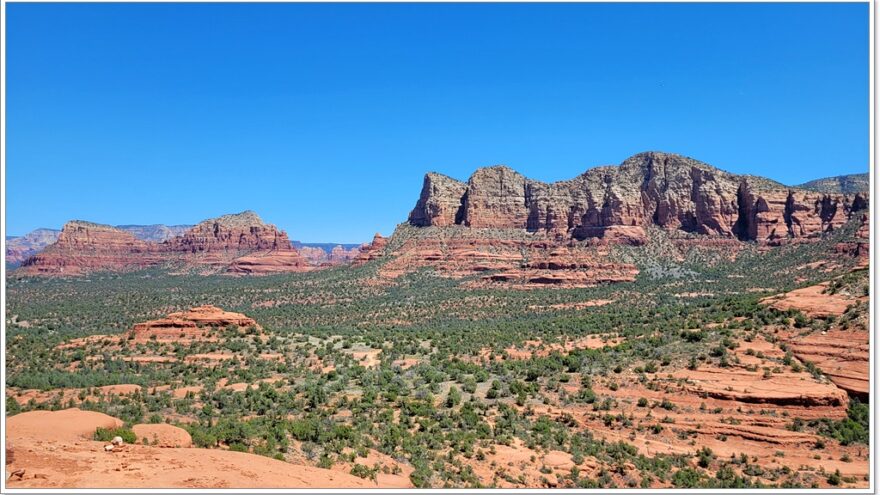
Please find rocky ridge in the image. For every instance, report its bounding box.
[408,152,867,243]
[391,152,869,287]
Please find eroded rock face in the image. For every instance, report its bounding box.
[165,211,291,254]
[128,305,259,342]
[407,152,868,243]
[18,222,165,275]
[386,152,870,288]
[352,233,389,267]
[226,250,312,274]
[18,211,312,276]
[835,212,869,262]
[371,226,638,288]
[408,173,468,227]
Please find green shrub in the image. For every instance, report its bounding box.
[94,427,136,444]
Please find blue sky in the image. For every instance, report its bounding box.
[7,3,869,242]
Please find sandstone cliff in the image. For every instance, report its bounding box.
[18,222,165,275]
[390,152,869,288]
[408,152,868,244]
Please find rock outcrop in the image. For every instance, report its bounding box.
[5,409,375,489]
[18,211,312,276]
[407,152,868,243]
[18,222,165,275]
[132,424,193,448]
[352,233,389,267]
[128,305,259,342]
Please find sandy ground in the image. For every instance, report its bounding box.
[5,409,378,489]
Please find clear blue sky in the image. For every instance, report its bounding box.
[7,3,869,242]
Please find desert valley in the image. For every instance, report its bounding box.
[4,152,871,489]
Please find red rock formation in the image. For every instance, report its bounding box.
[128,305,259,342]
[17,211,312,276]
[352,233,388,266]
[18,222,165,275]
[780,328,869,400]
[383,152,870,287]
[835,212,869,262]
[408,152,868,243]
[761,282,867,318]
[371,230,638,288]
[227,250,312,275]
[408,173,467,227]
[165,211,291,254]
[329,245,359,264]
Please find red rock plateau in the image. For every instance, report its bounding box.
[366,152,869,287]
[5,409,375,488]
[128,305,259,342]
[782,327,869,400]
[17,211,312,276]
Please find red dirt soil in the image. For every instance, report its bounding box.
[5,409,376,488]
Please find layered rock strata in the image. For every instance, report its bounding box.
[18,211,311,276]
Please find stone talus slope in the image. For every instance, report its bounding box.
[408,152,868,243]
[19,211,311,276]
